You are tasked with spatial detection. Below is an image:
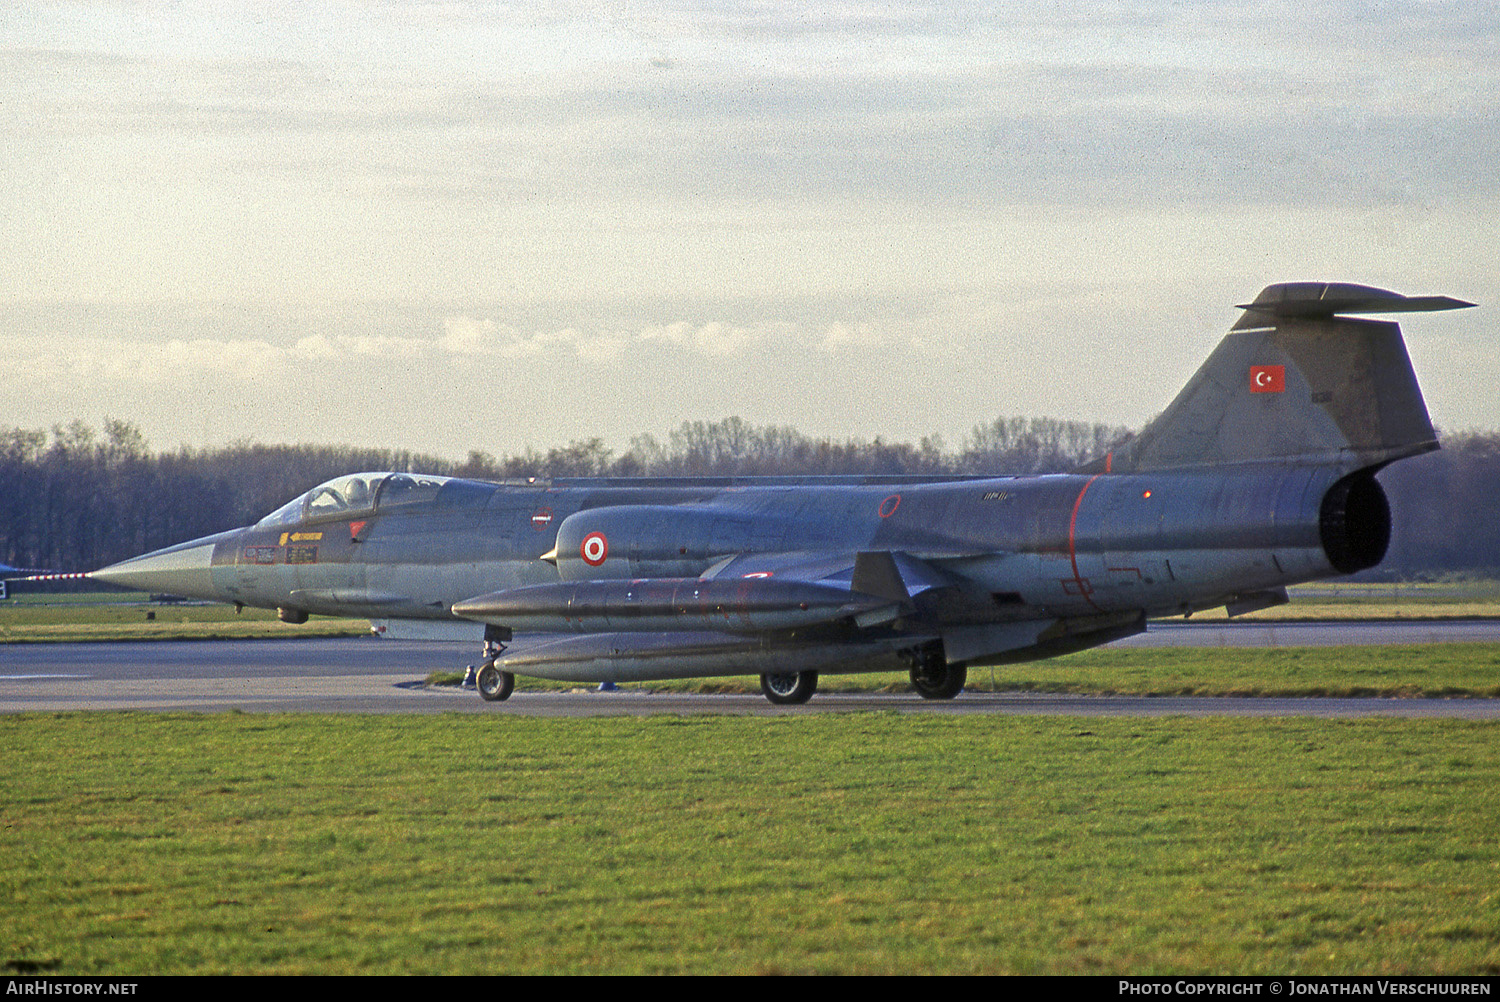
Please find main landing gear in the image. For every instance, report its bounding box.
[759,671,819,705]
[909,646,967,699]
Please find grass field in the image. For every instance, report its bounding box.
[4,589,1498,974]
[0,593,365,643]
[1196,579,1500,623]
[962,643,1500,698]
[2,712,1498,975]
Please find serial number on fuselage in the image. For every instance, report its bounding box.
[243,545,320,565]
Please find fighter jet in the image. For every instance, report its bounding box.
[90,283,1473,704]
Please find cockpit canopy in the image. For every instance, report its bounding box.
[255,472,455,527]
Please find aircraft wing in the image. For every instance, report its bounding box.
[703,548,953,594]
[451,549,960,637]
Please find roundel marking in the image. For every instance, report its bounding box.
[580,531,609,566]
[878,494,901,518]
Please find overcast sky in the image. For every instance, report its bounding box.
[2,1,1495,460]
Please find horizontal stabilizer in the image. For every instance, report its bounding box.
[1235,282,1474,320]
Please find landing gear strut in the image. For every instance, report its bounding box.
[910,646,966,699]
[760,671,818,705]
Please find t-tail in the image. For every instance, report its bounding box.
[1083,282,1474,477]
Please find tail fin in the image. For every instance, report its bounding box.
[1085,282,1473,475]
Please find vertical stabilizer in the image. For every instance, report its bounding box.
[1086,283,1472,475]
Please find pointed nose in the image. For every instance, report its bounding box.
[90,529,241,600]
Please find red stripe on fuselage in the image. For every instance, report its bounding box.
[1068,475,1102,610]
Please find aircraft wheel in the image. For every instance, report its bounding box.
[760,671,818,705]
[476,662,515,702]
[910,660,967,699]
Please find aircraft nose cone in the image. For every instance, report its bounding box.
[90,529,239,600]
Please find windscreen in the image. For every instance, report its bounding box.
[255,472,457,527]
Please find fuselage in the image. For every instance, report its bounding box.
[93,462,1377,630]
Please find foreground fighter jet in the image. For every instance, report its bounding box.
[91,283,1472,704]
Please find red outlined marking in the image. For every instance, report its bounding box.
[531,508,554,531]
[580,531,609,566]
[741,571,773,579]
[1067,475,1102,610]
[879,494,901,518]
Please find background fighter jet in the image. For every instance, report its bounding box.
[91,283,1473,704]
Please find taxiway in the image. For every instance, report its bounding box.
[1,620,1496,716]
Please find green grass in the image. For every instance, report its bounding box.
[0,595,365,642]
[2,713,1498,974]
[968,643,1500,698]
[1189,581,1500,621]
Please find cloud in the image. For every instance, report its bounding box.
[2,2,1494,453]
[12,2,1495,228]
[0,307,916,400]
[639,321,764,357]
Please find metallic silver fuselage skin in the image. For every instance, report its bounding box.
[100,462,1347,629]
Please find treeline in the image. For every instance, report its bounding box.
[1,417,1494,578]
[1377,431,1500,578]
[0,416,1124,571]
[450,415,1130,480]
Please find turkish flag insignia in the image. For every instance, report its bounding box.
[1250,365,1285,393]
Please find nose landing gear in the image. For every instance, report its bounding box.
[476,662,515,702]
[475,626,514,702]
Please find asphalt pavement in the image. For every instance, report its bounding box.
[2,620,1498,716]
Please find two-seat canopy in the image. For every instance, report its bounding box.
[254,472,455,527]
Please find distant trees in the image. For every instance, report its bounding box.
[436,416,1129,481]
[1377,432,1500,579]
[0,422,450,571]
[1,417,1495,577]
[957,416,1130,475]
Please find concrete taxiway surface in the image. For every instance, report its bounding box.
[1,620,1497,716]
